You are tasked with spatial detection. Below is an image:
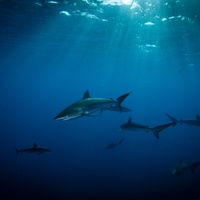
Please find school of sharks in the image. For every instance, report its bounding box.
[16,90,200,176]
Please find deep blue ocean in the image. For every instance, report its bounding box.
[1,0,200,199]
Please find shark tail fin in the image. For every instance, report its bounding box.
[116,91,132,112]
[15,148,19,156]
[165,113,178,124]
[152,122,174,139]
[190,162,200,174]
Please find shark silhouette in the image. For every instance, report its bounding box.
[15,143,52,156]
[120,117,175,139]
[54,90,132,121]
[166,113,200,127]
[171,159,200,175]
[105,138,125,150]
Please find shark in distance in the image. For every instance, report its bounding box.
[171,159,200,176]
[15,143,52,156]
[104,138,125,150]
[54,90,132,121]
[166,113,200,127]
[120,117,175,139]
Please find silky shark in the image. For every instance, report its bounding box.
[171,159,200,175]
[120,117,175,139]
[15,143,52,156]
[54,90,132,121]
[166,113,200,127]
[104,138,125,150]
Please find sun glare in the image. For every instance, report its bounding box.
[122,0,133,5]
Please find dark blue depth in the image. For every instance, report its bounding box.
[1,1,200,199]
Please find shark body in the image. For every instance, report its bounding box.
[15,143,52,156]
[105,138,125,150]
[101,105,132,113]
[171,159,200,175]
[120,117,175,139]
[166,113,200,127]
[54,90,132,121]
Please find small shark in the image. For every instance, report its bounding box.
[105,138,125,150]
[120,117,175,139]
[166,113,200,127]
[171,159,200,175]
[15,143,52,156]
[54,90,132,121]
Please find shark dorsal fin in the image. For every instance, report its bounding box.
[82,90,90,99]
[196,114,200,120]
[33,143,38,149]
[128,117,132,124]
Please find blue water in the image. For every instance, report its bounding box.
[1,0,200,199]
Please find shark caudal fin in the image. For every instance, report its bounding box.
[190,161,200,174]
[116,91,132,112]
[165,113,178,123]
[152,122,175,139]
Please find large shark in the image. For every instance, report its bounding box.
[171,159,200,175]
[54,90,132,121]
[15,143,52,156]
[166,113,200,127]
[120,117,175,139]
[104,138,125,150]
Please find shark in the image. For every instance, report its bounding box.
[15,143,52,156]
[171,159,200,175]
[166,113,200,127]
[104,138,125,150]
[120,117,175,139]
[54,90,132,121]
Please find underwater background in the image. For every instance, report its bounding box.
[1,0,200,199]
